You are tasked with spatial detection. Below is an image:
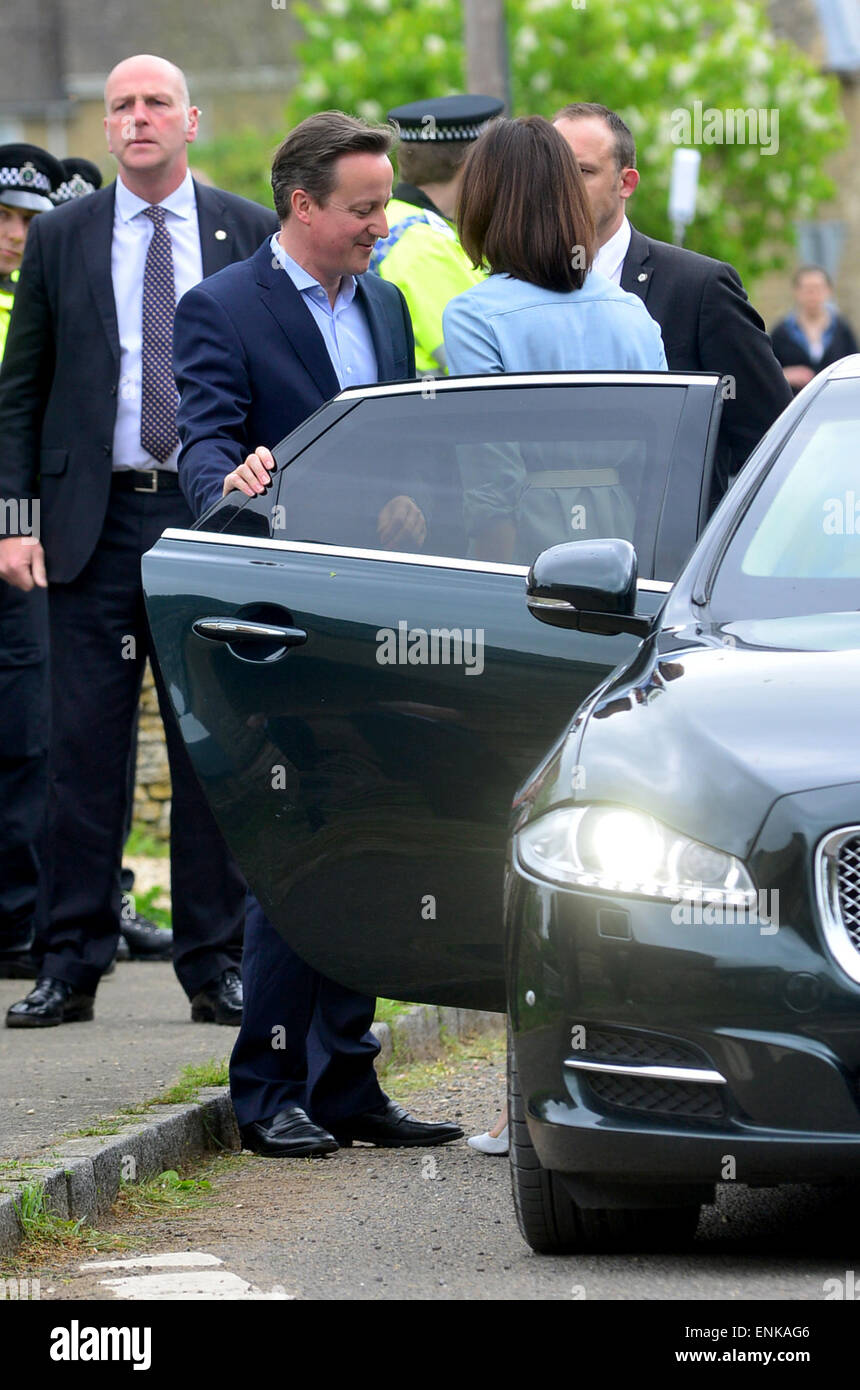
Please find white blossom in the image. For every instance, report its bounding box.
[333,38,361,61]
[357,99,383,118]
[515,25,540,55]
[530,70,552,92]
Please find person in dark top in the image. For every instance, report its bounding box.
[770,264,859,395]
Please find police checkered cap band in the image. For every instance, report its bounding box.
[0,163,53,194]
[395,121,491,142]
[51,174,97,204]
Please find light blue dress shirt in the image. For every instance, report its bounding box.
[442,269,667,375]
[270,236,378,388]
[111,169,203,471]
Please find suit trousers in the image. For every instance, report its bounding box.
[230,896,386,1129]
[38,485,246,997]
[0,581,49,947]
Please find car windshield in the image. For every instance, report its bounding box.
[710,377,860,622]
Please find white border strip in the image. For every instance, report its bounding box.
[158,529,673,593]
[336,372,721,400]
[565,1059,726,1084]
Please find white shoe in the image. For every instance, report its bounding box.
[467,1125,509,1155]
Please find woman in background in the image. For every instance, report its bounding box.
[447,116,666,1152]
[771,265,858,395]
[442,115,666,568]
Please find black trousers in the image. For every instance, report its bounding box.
[230,897,386,1129]
[0,581,49,948]
[38,486,245,997]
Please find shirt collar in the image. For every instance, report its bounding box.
[115,168,196,224]
[270,234,356,308]
[593,215,632,281]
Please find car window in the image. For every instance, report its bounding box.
[710,378,860,619]
[213,384,692,575]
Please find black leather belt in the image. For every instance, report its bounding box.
[111,468,181,493]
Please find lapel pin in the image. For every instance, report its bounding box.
[215,229,227,240]
[638,271,648,282]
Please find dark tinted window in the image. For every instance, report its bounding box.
[217,384,691,572]
[710,378,860,620]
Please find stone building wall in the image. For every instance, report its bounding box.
[133,666,172,842]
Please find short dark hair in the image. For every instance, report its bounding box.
[553,101,636,172]
[397,139,471,187]
[271,110,395,220]
[456,115,595,293]
[793,263,832,288]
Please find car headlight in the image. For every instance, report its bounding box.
[516,805,756,905]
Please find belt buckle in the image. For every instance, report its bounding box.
[134,470,159,493]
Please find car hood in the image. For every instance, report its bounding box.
[562,614,860,859]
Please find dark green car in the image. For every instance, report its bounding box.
[146,367,834,1251]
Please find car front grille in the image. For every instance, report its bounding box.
[816,826,860,984]
[583,1071,726,1120]
[581,1027,707,1069]
[565,1026,728,1123]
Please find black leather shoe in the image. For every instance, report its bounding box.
[240,1106,339,1158]
[120,914,173,961]
[190,967,242,1025]
[332,1099,464,1148]
[6,977,95,1028]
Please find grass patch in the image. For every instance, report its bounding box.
[131,884,172,931]
[125,827,170,858]
[114,1167,213,1218]
[69,1118,128,1138]
[8,1183,125,1264]
[373,998,418,1027]
[151,1056,230,1105]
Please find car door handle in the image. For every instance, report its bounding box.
[192,618,308,646]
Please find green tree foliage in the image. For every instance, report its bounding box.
[276,0,846,281]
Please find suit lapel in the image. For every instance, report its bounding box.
[620,225,654,303]
[355,275,395,382]
[254,244,340,399]
[80,185,120,364]
[195,183,248,276]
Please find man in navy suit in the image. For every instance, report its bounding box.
[554,103,792,510]
[174,111,463,1157]
[0,55,277,1028]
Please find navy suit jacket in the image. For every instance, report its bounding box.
[174,239,415,518]
[620,226,792,501]
[0,181,278,583]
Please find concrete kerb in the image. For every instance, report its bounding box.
[0,1004,503,1258]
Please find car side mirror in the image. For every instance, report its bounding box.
[526,539,653,638]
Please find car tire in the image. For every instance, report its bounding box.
[508,1028,701,1254]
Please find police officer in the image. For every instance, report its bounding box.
[0,145,64,359]
[50,157,103,206]
[372,95,503,375]
[0,144,64,976]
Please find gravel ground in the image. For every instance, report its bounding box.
[20,1033,860,1303]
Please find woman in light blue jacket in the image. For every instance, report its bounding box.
[443,114,666,375]
[442,114,666,571]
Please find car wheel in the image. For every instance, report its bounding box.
[508,1028,701,1254]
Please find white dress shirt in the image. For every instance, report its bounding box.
[270,235,378,389]
[593,216,632,287]
[111,169,203,471]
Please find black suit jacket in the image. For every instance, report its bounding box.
[621,226,792,497]
[174,239,416,517]
[0,180,279,583]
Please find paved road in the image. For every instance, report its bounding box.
[32,1040,860,1302]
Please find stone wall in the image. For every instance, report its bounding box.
[133,666,172,842]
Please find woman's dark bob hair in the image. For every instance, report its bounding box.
[457,115,596,293]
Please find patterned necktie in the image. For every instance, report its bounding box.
[140,205,179,463]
